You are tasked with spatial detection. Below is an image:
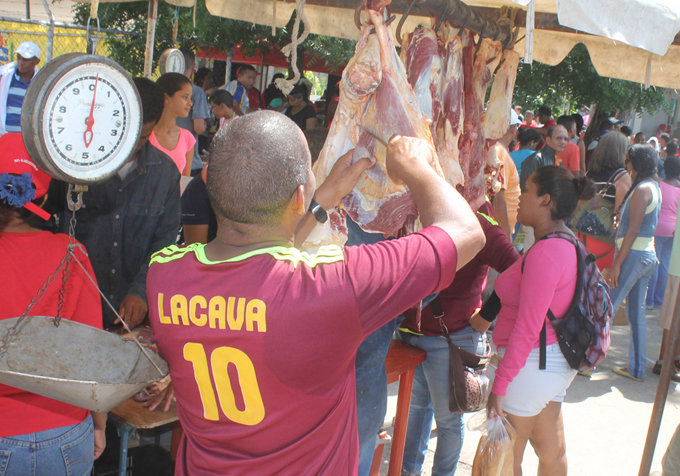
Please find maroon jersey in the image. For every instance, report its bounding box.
[147,227,457,475]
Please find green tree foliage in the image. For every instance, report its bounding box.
[73,0,355,77]
[511,43,667,117]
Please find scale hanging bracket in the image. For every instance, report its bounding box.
[67,183,88,212]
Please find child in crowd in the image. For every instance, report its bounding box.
[150,73,196,176]
[222,64,259,115]
[209,89,236,130]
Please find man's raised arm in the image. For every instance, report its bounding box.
[385,135,485,270]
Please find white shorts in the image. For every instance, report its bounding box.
[498,343,577,417]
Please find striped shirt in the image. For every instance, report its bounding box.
[5,72,31,133]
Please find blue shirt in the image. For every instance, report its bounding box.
[509,149,534,176]
[5,72,31,132]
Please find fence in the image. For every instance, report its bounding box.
[0,17,138,66]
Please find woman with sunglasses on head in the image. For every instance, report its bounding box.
[607,144,661,382]
[486,166,594,476]
[0,133,106,475]
[284,84,318,131]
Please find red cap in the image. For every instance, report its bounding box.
[0,133,52,220]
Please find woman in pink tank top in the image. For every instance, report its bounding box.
[646,155,680,309]
[150,73,196,176]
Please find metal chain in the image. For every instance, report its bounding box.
[0,188,82,358]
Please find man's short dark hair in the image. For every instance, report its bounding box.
[547,124,566,138]
[537,105,551,117]
[206,111,310,225]
[237,64,257,77]
[133,77,164,125]
[661,133,671,144]
[209,89,234,107]
[620,125,633,137]
[557,115,575,131]
[179,47,195,71]
[304,128,328,165]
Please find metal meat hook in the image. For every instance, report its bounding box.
[355,0,397,33]
[395,0,420,45]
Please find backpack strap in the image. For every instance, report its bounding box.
[539,321,547,370]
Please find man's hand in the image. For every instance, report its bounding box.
[115,295,148,329]
[314,149,376,210]
[145,382,174,412]
[94,427,106,460]
[385,135,437,186]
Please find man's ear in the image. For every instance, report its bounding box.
[291,184,307,217]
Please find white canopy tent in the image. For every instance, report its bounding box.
[201,0,680,89]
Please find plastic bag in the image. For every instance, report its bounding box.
[469,412,517,476]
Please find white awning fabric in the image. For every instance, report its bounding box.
[75,0,680,88]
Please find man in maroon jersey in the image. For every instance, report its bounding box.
[146,111,485,476]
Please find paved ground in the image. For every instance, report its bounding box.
[379,307,680,475]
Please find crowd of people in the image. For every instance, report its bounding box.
[2,41,680,476]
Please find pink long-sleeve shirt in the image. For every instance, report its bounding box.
[492,237,578,395]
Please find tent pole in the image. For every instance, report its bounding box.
[639,286,680,475]
[144,0,158,79]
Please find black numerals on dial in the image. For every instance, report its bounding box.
[72,88,80,95]
[112,110,120,117]
[111,129,118,136]
[65,144,73,151]
[89,84,95,91]
[57,127,64,134]
[98,146,105,152]
[59,106,66,113]
[82,152,89,159]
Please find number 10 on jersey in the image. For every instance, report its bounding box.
[183,343,265,426]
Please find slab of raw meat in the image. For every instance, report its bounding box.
[433,24,466,189]
[484,49,521,140]
[401,26,444,140]
[306,7,439,249]
[458,36,502,211]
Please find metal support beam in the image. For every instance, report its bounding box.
[144,0,158,79]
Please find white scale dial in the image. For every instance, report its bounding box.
[46,73,128,168]
[22,54,142,184]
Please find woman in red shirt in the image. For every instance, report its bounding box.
[0,133,106,475]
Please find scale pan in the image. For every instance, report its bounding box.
[0,317,169,413]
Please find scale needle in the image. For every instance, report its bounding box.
[83,73,98,148]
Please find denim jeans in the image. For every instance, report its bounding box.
[647,236,674,307]
[397,327,487,476]
[609,249,658,380]
[0,416,94,476]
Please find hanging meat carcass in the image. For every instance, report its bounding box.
[402,24,465,190]
[306,5,441,249]
[458,37,502,211]
[484,49,521,140]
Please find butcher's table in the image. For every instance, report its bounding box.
[370,339,427,476]
[108,397,180,476]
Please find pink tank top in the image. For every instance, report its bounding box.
[149,128,196,174]
[657,180,680,237]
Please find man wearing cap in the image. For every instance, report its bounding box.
[0,41,40,136]
[492,109,522,241]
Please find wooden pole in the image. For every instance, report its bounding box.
[639,284,680,475]
[144,0,158,79]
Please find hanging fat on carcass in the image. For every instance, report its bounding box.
[481,48,521,201]
[401,23,465,190]
[305,5,441,249]
[484,49,521,140]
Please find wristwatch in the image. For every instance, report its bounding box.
[308,198,328,223]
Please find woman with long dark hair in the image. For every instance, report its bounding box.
[150,73,196,176]
[607,144,661,381]
[486,166,594,475]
